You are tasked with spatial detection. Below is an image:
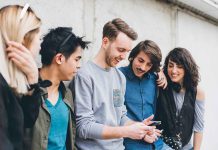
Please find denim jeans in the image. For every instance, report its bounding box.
[160,143,173,150]
[160,143,193,150]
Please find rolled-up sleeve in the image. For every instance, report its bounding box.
[74,74,104,139]
[193,99,205,133]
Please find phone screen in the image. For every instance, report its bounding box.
[149,121,161,126]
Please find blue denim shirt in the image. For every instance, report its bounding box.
[119,65,163,150]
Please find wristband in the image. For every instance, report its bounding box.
[28,80,52,91]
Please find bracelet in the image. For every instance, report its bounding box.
[28,80,52,91]
[28,83,40,91]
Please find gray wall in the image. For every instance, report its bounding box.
[1,0,218,149]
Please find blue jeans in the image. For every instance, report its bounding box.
[160,143,193,150]
[160,143,173,150]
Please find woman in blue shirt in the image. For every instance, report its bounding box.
[120,40,171,150]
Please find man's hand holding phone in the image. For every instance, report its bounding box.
[142,118,163,143]
[149,121,162,137]
[149,121,161,126]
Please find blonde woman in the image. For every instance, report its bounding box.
[0,5,42,150]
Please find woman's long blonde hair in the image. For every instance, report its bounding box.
[0,5,41,94]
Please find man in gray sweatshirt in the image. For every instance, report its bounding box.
[70,18,156,150]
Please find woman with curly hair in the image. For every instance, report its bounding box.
[155,48,205,150]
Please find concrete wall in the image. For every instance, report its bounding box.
[1,0,218,149]
[177,10,218,150]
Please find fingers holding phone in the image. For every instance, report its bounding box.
[149,121,161,126]
[154,129,163,137]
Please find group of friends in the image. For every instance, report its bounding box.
[0,4,205,150]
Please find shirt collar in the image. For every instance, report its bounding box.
[38,68,67,100]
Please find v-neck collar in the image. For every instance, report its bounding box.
[45,91,62,108]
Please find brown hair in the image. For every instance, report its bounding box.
[103,18,138,41]
[129,40,162,72]
[164,47,200,90]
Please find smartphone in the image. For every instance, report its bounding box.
[149,121,161,126]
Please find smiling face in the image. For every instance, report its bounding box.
[167,59,185,85]
[132,51,153,78]
[104,32,133,67]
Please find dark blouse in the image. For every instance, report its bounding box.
[0,73,42,150]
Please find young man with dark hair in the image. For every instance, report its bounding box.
[71,18,155,150]
[24,27,89,150]
[119,40,171,150]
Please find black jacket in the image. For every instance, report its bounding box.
[155,86,196,147]
[0,73,42,150]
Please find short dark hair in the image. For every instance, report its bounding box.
[163,47,200,90]
[128,40,162,72]
[40,27,89,66]
[103,18,138,41]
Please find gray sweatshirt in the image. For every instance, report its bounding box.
[74,61,130,150]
